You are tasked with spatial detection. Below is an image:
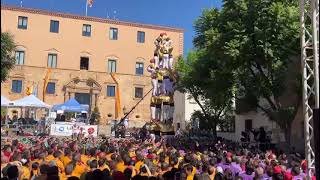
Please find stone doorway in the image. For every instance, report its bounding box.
[75,93,90,105]
[64,77,102,113]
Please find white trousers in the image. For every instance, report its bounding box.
[163,105,170,121]
[163,54,169,69]
[155,107,162,121]
[161,61,164,69]
[169,56,174,70]
[150,106,156,120]
[151,79,158,96]
[154,56,159,68]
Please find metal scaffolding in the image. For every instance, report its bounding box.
[300,0,319,179]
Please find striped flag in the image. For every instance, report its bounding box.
[26,86,32,96]
[111,73,121,119]
[43,69,51,92]
[115,84,121,119]
[43,69,52,102]
[87,0,94,7]
[33,83,38,97]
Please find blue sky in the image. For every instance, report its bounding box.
[1,0,222,55]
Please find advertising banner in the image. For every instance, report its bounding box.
[50,124,73,136]
[50,124,97,137]
[79,125,98,137]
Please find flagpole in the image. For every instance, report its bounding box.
[85,0,88,16]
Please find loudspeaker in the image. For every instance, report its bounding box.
[314,108,319,179]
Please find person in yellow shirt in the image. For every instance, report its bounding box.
[110,154,117,162]
[106,147,116,162]
[29,152,39,170]
[30,162,40,179]
[139,164,152,177]
[71,153,87,178]
[20,159,31,180]
[98,158,110,171]
[61,149,72,167]
[165,156,170,164]
[207,165,216,180]
[185,164,194,180]
[88,159,98,171]
[45,149,55,162]
[159,162,170,177]
[80,149,90,166]
[169,156,180,169]
[106,153,113,162]
[80,154,90,167]
[115,160,126,173]
[62,163,75,180]
[182,160,196,176]
[134,153,144,173]
[98,152,106,161]
[53,151,65,174]
[153,157,159,167]
[37,163,50,180]
[125,165,138,178]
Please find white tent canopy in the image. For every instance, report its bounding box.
[1,95,13,106]
[12,95,50,108]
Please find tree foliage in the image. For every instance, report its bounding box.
[176,51,235,136]
[177,0,301,141]
[90,106,101,125]
[1,32,16,82]
[1,108,7,118]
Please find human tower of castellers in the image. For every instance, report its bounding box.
[147,33,177,129]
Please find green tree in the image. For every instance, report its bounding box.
[1,32,16,82]
[1,108,7,118]
[176,51,235,137]
[90,107,101,125]
[191,0,300,143]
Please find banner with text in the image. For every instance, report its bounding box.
[50,124,97,137]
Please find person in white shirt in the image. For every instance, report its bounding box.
[123,118,129,129]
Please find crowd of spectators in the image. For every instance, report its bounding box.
[0,134,316,180]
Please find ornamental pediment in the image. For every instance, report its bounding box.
[44,48,60,53]
[64,77,102,91]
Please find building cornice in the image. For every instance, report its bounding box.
[10,64,152,78]
[1,5,184,33]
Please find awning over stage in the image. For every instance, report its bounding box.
[52,98,89,112]
[12,95,50,108]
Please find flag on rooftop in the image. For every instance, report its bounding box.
[87,0,94,7]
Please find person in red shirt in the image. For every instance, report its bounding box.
[2,145,12,159]
[284,172,293,180]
